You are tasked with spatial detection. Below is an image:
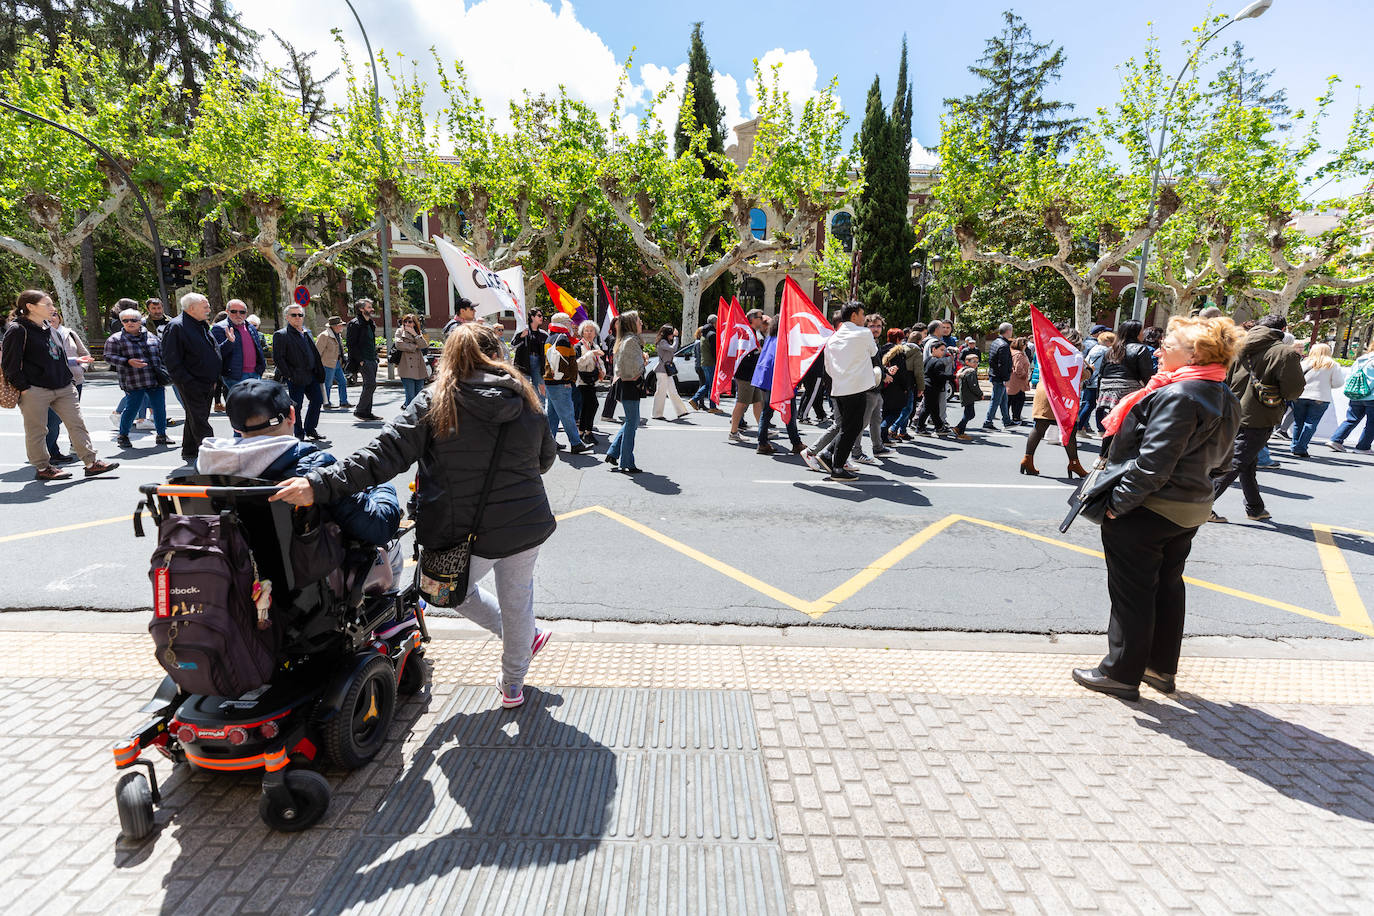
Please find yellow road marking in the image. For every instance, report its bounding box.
[1309,524,1374,635]
[0,515,130,544]
[808,515,963,617]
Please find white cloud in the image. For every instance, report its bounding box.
[231,0,823,150]
[910,139,937,169]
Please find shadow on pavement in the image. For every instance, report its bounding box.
[1136,695,1374,825]
[794,480,932,507]
[620,469,681,495]
[307,687,617,911]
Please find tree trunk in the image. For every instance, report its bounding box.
[1073,285,1093,333]
[47,264,80,326]
[202,194,224,312]
[80,228,100,341]
[680,274,702,338]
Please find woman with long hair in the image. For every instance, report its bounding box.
[1073,316,1244,700]
[651,323,693,420]
[1289,342,1343,457]
[1,290,118,481]
[391,313,431,407]
[272,323,557,708]
[1022,327,1087,478]
[1094,320,1155,429]
[606,310,646,473]
[1007,336,1031,424]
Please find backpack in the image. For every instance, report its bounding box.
[148,513,277,697]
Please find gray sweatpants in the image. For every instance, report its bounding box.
[451,545,541,689]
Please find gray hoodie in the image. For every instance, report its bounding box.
[197,435,299,478]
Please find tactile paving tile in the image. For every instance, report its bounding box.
[313,687,783,915]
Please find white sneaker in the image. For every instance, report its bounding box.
[134,418,155,431]
[843,461,861,473]
[801,449,823,473]
[1356,448,1373,455]
[1328,441,1347,453]
[109,410,122,429]
[853,454,879,466]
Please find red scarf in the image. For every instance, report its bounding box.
[1101,363,1228,437]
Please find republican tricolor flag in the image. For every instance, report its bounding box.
[541,271,590,325]
[597,277,618,346]
[770,277,833,421]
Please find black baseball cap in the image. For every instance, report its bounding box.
[225,379,294,433]
[1090,324,1111,335]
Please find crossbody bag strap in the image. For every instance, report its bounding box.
[467,422,511,540]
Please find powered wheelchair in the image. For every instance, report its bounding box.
[112,475,429,839]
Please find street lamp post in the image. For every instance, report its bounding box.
[1130,0,1273,324]
[343,0,397,378]
[0,99,170,311]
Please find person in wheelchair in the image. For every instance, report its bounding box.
[197,378,404,584]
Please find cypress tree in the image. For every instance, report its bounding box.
[854,44,920,321]
[674,22,727,181]
[944,10,1083,160]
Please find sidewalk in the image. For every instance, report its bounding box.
[3,615,1372,914]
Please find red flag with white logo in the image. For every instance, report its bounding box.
[711,296,755,403]
[1029,304,1084,446]
[771,277,833,421]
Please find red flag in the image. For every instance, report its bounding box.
[1029,304,1084,446]
[771,277,833,421]
[711,296,755,403]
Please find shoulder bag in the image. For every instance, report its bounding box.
[1243,352,1285,409]
[1344,357,1372,400]
[417,422,510,607]
[1060,457,1130,532]
[0,324,26,409]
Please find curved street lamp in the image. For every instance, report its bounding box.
[343,0,397,377]
[1129,0,1273,323]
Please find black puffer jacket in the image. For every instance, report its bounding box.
[1096,341,1155,385]
[1104,379,1241,517]
[306,369,557,558]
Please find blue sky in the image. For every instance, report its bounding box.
[240,0,1370,178]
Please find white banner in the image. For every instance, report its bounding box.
[434,235,525,327]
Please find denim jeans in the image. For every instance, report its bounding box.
[758,401,802,449]
[1289,398,1330,454]
[286,380,324,438]
[1077,387,1099,430]
[544,383,583,447]
[984,379,1011,425]
[893,391,915,434]
[607,396,640,467]
[1331,399,1374,450]
[324,364,349,404]
[450,545,541,690]
[401,377,424,406]
[118,386,167,437]
[692,366,717,407]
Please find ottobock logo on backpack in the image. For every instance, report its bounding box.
[148,514,277,698]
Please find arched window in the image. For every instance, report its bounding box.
[750,208,767,240]
[830,211,854,253]
[400,267,429,317]
[739,276,765,309]
[348,267,377,302]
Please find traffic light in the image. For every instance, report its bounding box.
[159,246,191,289]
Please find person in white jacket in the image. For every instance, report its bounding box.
[820,302,878,481]
[1290,342,1344,457]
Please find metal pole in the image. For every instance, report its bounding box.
[344,0,396,378]
[1131,18,1239,323]
[0,98,170,310]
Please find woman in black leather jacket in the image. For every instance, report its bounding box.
[1072,316,1243,701]
[273,323,557,709]
[1094,319,1156,429]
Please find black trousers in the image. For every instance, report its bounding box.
[1009,391,1027,421]
[831,391,869,468]
[1099,507,1198,685]
[575,385,599,433]
[174,381,214,461]
[354,360,378,416]
[1211,425,1271,514]
[916,388,949,431]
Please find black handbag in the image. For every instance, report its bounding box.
[1060,459,1130,532]
[417,423,509,607]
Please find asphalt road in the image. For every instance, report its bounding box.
[3,376,1371,641]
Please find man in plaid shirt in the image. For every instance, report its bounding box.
[104,307,173,449]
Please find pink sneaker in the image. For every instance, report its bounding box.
[531,628,551,659]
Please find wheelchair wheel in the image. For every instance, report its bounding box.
[115,772,155,841]
[259,769,331,832]
[323,655,396,768]
[396,649,430,697]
